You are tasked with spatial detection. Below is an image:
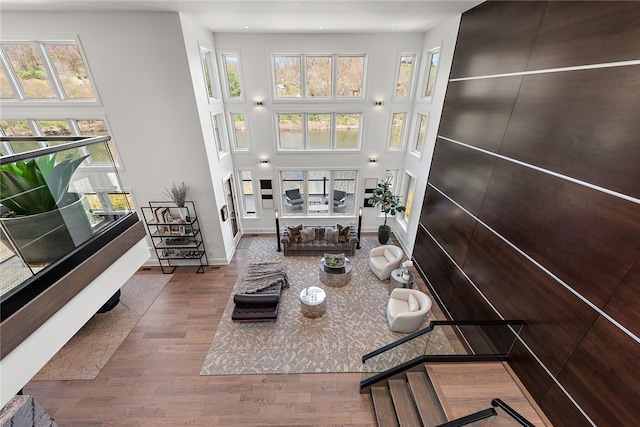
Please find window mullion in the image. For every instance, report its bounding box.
[0,46,25,101]
[300,54,306,99]
[37,42,66,100]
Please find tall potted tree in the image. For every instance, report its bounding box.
[0,153,93,264]
[369,178,406,244]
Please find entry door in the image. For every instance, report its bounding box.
[223,177,239,238]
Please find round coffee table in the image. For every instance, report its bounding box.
[389,268,415,294]
[300,286,327,318]
[319,257,352,287]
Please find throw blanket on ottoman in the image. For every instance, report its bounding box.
[232,262,289,322]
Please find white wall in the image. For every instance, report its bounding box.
[394,15,463,255]
[0,11,229,263]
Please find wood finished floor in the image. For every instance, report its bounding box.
[22,234,539,426]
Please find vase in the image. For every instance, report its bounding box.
[378,225,391,244]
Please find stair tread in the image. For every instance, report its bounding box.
[407,371,448,426]
[371,386,400,427]
[388,379,422,427]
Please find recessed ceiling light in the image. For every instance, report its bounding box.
[318,26,324,29]
[391,25,397,29]
[243,25,249,29]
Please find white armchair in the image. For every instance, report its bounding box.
[368,245,404,280]
[387,288,432,333]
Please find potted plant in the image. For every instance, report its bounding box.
[163,181,190,220]
[0,153,93,264]
[369,178,406,244]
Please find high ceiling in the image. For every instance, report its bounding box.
[0,0,483,33]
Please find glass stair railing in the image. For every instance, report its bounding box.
[361,320,525,390]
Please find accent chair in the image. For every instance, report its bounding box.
[369,245,404,280]
[387,288,432,333]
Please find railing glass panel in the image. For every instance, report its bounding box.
[361,321,524,384]
[0,136,132,299]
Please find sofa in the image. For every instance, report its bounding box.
[281,224,359,256]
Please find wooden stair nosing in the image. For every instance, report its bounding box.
[371,386,400,427]
[388,379,422,427]
[406,371,448,427]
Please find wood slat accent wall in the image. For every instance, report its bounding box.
[416,2,640,426]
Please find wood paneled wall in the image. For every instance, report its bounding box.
[416,2,640,426]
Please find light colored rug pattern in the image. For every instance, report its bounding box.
[201,236,454,375]
[32,274,172,381]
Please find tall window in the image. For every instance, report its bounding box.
[395,54,416,99]
[211,113,227,156]
[0,41,96,102]
[273,54,365,99]
[402,173,416,223]
[221,52,243,100]
[423,48,440,99]
[229,113,248,151]
[277,112,361,151]
[388,113,407,150]
[281,169,357,217]
[200,47,218,99]
[414,113,428,155]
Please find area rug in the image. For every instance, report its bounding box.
[201,236,454,376]
[32,274,172,381]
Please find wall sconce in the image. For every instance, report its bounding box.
[374,100,384,106]
[254,100,264,106]
[260,158,269,164]
[369,157,377,163]
[275,209,281,252]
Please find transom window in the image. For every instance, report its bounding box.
[200,47,218,99]
[388,112,408,151]
[221,52,243,100]
[229,113,248,151]
[0,118,118,165]
[413,113,428,155]
[394,53,416,99]
[0,41,96,102]
[423,47,440,99]
[273,54,366,100]
[281,169,358,217]
[276,112,361,151]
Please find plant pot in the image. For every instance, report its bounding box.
[0,193,94,265]
[378,225,391,244]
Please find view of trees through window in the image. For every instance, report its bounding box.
[222,53,242,98]
[389,113,406,149]
[230,113,248,150]
[0,118,117,163]
[395,55,415,98]
[415,113,428,153]
[1,42,94,100]
[273,54,365,99]
[424,50,440,98]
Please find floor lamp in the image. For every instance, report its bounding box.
[275,209,281,252]
[356,207,362,249]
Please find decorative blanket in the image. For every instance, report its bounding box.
[239,262,289,294]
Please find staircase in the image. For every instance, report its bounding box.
[371,367,447,427]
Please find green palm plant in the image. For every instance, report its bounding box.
[0,153,89,216]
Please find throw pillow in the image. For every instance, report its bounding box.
[384,248,395,262]
[314,227,326,240]
[287,224,303,243]
[407,293,420,312]
[336,224,351,243]
[325,227,338,243]
[300,227,316,243]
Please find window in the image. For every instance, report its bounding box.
[394,54,416,99]
[423,48,440,99]
[200,47,218,99]
[0,41,96,102]
[281,169,358,217]
[402,173,417,223]
[238,170,256,217]
[414,113,428,154]
[306,56,332,97]
[229,113,248,151]
[211,113,227,155]
[388,112,407,150]
[0,118,118,164]
[221,52,243,100]
[277,112,361,151]
[273,54,365,99]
